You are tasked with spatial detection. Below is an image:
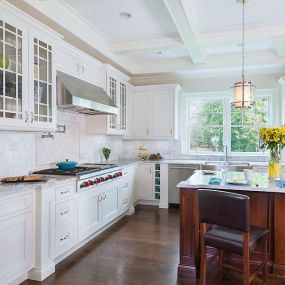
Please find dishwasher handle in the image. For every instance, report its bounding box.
[168,166,198,170]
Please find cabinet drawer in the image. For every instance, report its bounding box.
[55,200,74,228]
[0,193,33,217]
[55,184,74,201]
[55,224,74,257]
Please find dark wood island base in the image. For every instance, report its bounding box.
[178,187,285,278]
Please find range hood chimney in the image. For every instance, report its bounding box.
[57,71,118,115]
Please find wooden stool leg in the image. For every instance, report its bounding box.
[262,237,268,285]
[243,233,250,285]
[200,223,207,285]
[219,250,224,280]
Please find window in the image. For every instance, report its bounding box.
[231,98,269,152]
[189,99,224,152]
[184,94,271,153]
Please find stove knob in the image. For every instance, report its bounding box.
[105,176,109,181]
[100,177,105,182]
[84,181,89,187]
[80,183,85,188]
[118,172,123,176]
[113,174,117,178]
[89,180,94,185]
[94,178,100,184]
[108,174,113,179]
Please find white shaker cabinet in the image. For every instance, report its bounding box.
[85,64,130,136]
[0,192,34,285]
[150,91,175,138]
[77,190,101,242]
[101,185,119,226]
[55,41,105,88]
[128,84,181,140]
[0,9,29,128]
[0,3,59,131]
[131,91,149,137]
[134,163,155,201]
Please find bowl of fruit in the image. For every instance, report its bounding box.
[149,153,163,161]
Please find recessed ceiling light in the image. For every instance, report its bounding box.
[120,12,132,19]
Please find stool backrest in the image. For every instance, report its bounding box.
[197,189,250,232]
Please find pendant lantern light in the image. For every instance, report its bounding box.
[231,0,255,109]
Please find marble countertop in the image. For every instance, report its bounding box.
[177,170,285,193]
[136,158,274,166]
[0,175,77,198]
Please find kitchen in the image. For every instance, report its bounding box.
[0,0,285,285]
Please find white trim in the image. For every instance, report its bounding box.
[181,89,275,155]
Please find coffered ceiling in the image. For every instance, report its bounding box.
[11,0,285,79]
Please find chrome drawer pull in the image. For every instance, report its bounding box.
[60,233,70,241]
[60,190,70,195]
[123,183,128,188]
[60,208,70,216]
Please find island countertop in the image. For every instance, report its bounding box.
[177,170,285,193]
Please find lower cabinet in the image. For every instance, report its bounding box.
[31,167,134,282]
[0,193,34,285]
[135,163,155,201]
[77,190,101,242]
[101,186,119,226]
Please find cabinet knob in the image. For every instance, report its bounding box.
[170,129,173,135]
[81,65,85,73]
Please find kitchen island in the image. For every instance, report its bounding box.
[177,170,285,278]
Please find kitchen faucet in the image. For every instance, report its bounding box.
[223,145,229,163]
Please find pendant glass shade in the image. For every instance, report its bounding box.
[231,79,256,108]
[231,0,256,109]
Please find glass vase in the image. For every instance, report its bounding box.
[268,148,281,180]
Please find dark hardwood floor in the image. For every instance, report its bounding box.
[21,205,285,285]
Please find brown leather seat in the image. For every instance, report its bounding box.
[197,189,268,285]
[205,225,268,255]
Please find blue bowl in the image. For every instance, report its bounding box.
[56,160,77,170]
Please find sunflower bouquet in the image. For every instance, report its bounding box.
[259,127,285,179]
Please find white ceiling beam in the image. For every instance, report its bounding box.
[110,36,184,54]
[163,0,203,64]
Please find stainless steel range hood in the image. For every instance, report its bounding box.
[57,71,118,115]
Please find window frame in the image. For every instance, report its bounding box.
[181,90,275,155]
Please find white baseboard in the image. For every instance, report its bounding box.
[7,272,28,285]
[159,202,169,209]
[28,262,55,281]
[135,199,159,206]
[126,205,135,215]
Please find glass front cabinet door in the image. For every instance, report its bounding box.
[107,75,127,134]
[0,15,29,127]
[29,28,56,130]
[0,9,56,130]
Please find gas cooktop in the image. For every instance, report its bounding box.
[33,164,119,176]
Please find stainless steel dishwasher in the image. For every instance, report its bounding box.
[168,164,199,205]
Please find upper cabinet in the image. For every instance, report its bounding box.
[0,10,28,128]
[0,3,60,131]
[29,27,57,130]
[55,41,105,88]
[85,64,130,136]
[127,84,181,140]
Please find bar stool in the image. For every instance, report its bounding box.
[197,189,268,285]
